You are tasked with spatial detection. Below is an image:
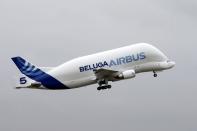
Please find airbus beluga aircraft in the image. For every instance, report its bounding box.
[12,43,175,90]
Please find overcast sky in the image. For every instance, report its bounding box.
[0,0,197,131]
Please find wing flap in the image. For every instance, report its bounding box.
[93,68,119,80]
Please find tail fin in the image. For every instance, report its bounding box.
[11,57,69,89]
[11,57,45,80]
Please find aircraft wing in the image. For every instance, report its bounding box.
[93,68,120,81]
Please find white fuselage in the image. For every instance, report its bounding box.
[47,43,175,89]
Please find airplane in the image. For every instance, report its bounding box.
[11,43,175,90]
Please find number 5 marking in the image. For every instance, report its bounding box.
[20,77,27,84]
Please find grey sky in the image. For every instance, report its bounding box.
[0,0,197,131]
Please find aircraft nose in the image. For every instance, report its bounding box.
[168,61,176,68]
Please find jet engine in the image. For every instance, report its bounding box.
[118,70,136,79]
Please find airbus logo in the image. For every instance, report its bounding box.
[79,52,146,72]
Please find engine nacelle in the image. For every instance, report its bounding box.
[118,70,136,79]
